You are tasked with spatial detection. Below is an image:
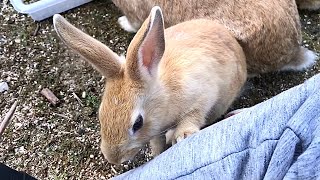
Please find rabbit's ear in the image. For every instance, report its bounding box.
[126,6,165,82]
[53,14,122,79]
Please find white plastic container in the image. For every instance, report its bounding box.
[10,0,93,21]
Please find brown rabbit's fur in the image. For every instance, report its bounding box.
[113,0,317,75]
[296,0,320,10]
[53,7,247,164]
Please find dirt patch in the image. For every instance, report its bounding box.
[0,0,319,179]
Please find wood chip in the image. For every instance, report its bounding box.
[0,101,18,136]
[72,92,84,106]
[40,88,59,105]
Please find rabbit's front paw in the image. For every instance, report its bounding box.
[150,135,167,156]
[118,16,138,33]
[172,126,199,145]
[225,108,249,119]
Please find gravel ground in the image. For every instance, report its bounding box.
[0,0,319,179]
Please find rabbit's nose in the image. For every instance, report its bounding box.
[100,148,121,165]
[100,143,122,164]
[106,157,122,165]
[102,152,121,165]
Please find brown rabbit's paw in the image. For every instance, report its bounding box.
[150,136,167,156]
[117,16,138,33]
[172,127,200,145]
[165,129,175,144]
[225,108,249,119]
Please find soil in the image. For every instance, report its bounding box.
[0,0,319,179]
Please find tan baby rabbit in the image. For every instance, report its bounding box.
[53,6,247,164]
[296,0,320,10]
[112,0,317,75]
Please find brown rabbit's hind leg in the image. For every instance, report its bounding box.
[280,46,318,71]
[117,16,139,33]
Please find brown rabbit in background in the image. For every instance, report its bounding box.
[112,0,317,75]
[53,6,247,164]
[296,0,320,10]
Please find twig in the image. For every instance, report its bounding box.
[72,92,84,106]
[110,166,118,174]
[43,139,54,149]
[33,23,40,36]
[53,112,69,119]
[0,101,18,136]
[41,88,59,105]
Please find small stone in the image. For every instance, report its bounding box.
[0,82,9,92]
[7,18,15,24]
[90,154,94,158]
[307,21,311,25]
[77,128,86,135]
[15,146,26,154]
[14,123,23,129]
[14,38,21,44]
[82,91,86,98]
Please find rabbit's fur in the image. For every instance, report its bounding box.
[112,0,317,75]
[53,7,247,164]
[296,0,320,10]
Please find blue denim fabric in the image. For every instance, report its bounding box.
[113,74,320,180]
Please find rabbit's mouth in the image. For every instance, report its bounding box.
[119,148,141,164]
[102,152,134,165]
[101,139,145,164]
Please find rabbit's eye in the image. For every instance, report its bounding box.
[133,115,143,133]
